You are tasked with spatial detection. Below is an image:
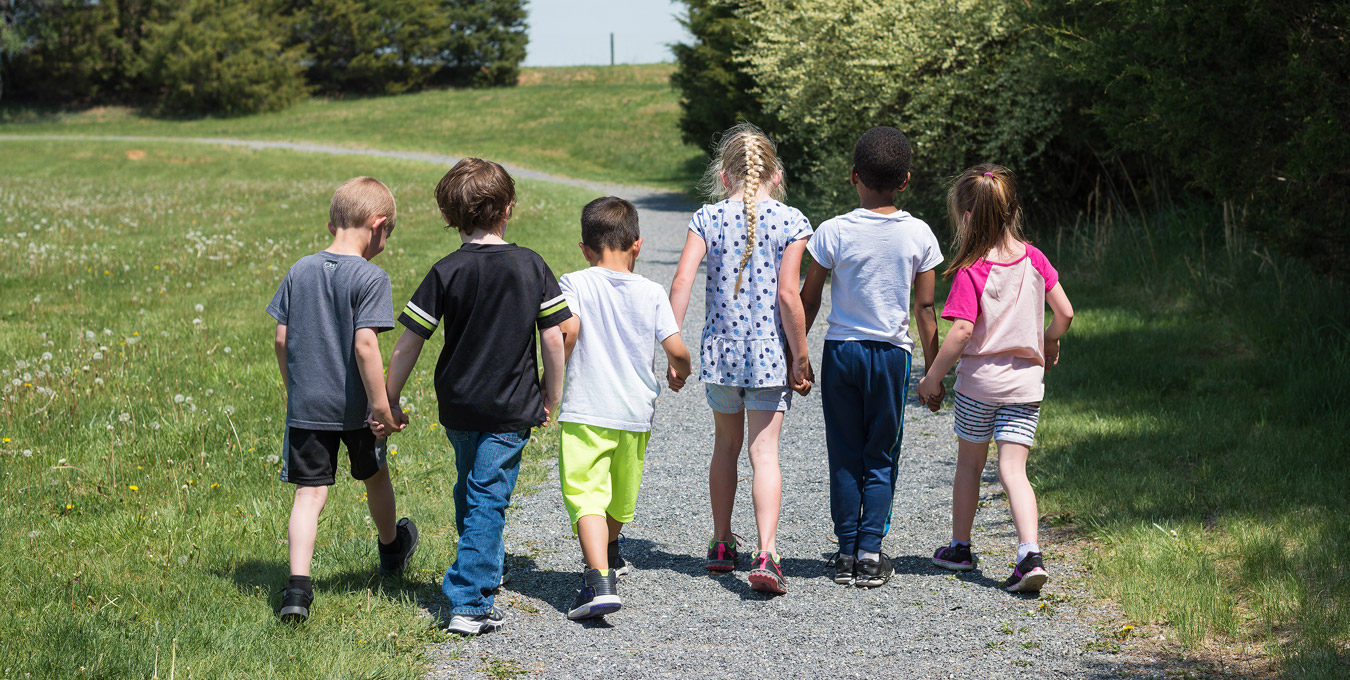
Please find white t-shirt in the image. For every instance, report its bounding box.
[558,267,681,432]
[807,208,944,353]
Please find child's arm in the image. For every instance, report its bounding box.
[668,231,707,326]
[1043,283,1074,369]
[912,269,943,411]
[916,319,973,409]
[379,328,425,432]
[799,260,828,334]
[273,323,289,393]
[539,325,566,427]
[355,327,399,436]
[777,239,813,394]
[559,315,581,363]
[662,333,693,392]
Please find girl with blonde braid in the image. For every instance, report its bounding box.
[669,123,813,594]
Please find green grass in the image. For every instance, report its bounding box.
[0,64,705,193]
[994,206,1350,677]
[0,140,594,679]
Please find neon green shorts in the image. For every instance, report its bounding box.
[558,422,650,531]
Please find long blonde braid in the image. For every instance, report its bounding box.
[734,133,763,298]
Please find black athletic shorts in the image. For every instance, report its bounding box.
[280,427,387,486]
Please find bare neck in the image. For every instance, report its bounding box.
[325,229,372,259]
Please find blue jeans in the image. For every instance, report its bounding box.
[820,340,911,555]
[442,428,528,616]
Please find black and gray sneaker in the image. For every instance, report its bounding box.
[854,552,894,588]
[829,551,856,585]
[932,543,977,571]
[447,607,506,635]
[567,568,621,620]
[278,588,313,623]
[1002,552,1049,593]
[378,517,419,576]
[608,535,631,577]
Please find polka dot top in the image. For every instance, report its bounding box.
[689,198,813,387]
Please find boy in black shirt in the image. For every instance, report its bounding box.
[383,158,571,635]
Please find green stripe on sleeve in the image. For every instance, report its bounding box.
[538,301,568,318]
[403,305,435,330]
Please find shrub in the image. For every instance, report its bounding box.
[668,0,767,152]
[435,0,528,88]
[283,0,452,95]
[140,0,309,115]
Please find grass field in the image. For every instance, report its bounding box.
[1025,206,1350,677]
[0,139,596,678]
[0,64,704,193]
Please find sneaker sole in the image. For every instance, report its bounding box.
[611,563,632,577]
[567,596,622,620]
[932,557,976,572]
[1005,568,1049,593]
[833,574,854,585]
[279,605,309,623]
[748,571,788,594]
[705,561,735,572]
[447,619,504,635]
[854,573,893,588]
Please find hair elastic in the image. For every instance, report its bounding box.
[983,172,993,177]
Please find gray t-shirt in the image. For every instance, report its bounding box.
[267,251,395,430]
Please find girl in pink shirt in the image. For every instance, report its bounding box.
[916,164,1074,593]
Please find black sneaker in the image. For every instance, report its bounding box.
[608,536,631,576]
[278,588,313,623]
[378,517,419,576]
[447,607,506,635]
[932,543,977,571]
[1002,552,1049,593]
[854,552,894,588]
[829,551,856,585]
[567,568,621,620]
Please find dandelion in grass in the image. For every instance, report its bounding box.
[41,352,52,362]
[118,413,130,423]
[210,483,220,489]
[265,454,279,465]
[192,318,202,325]
[128,485,139,491]
[27,531,39,538]
[223,405,235,416]
[92,351,103,360]
[223,346,232,354]
[22,450,32,457]
[94,378,104,386]
[174,394,185,404]
[57,458,66,465]
[194,303,204,313]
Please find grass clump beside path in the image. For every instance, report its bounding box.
[1014,206,1350,678]
[0,140,593,678]
[0,64,705,194]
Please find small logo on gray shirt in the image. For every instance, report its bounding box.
[324,261,337,271]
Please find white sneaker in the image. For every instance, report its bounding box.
[447,607,505,635]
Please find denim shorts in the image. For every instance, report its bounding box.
[705,383,793,413]
[953,391,1041,447]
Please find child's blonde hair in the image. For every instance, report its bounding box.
[701,122,787,297]
[330,176,396,230]
[945,164,1025,276]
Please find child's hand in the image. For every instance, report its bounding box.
[790,355,814,396]
[667,364,687,392]
[539,398,555,428]
[1044,336,1060,369]
[391,404,409,431]
[916,376,943,412]
[369,405,401,439]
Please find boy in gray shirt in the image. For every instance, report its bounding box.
[266,176,417,623]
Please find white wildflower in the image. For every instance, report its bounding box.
[174,394,185,404]
[194,303,204,313]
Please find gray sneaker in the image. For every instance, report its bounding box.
[447,607,506,635]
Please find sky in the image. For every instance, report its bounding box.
[524,0,692,67]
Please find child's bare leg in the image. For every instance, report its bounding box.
[709,411,745,542]
[951,438,990,543]
[606,513,624,543]
[746,409,784,554]
[288,485,329,576]
[362,465,397,545]
[995,441,1039,545]
[577,514,610,571]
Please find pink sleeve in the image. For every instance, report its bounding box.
[941,268,980,322]
[1027,245,1059,292]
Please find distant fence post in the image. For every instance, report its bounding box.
[610,32,614,66]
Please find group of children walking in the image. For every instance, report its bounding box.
[266,123,1073,633]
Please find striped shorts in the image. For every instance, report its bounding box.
[953,391,1041,447]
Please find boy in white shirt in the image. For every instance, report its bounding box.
[800,127,944,588]
[555,196,693,620]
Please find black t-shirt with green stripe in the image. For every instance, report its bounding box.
[398,243,572,433]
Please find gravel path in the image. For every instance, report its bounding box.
[3,135,1134,678]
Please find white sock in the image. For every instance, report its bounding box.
[857,550,880,562]
[1016,542,1041,563]
[950,538,970,548]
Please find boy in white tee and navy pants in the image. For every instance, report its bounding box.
[555,197,693,620]
[801,127,944,587]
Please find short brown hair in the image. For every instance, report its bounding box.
[581,196,640,252]
[330,176,396,230]
[435,158,516,234]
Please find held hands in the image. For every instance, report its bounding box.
[368,402,409,439]
[1044,336,1061,369]
[916,375,945,413]
[666,364,688,392]
[539,397,556,429]
[790,354,814,396]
